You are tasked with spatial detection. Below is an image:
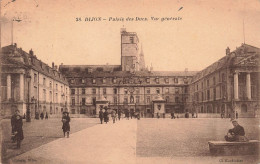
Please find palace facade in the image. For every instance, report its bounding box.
[1,28,259,118]
[0,44,70,117]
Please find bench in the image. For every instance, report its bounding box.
[208,140,260,156]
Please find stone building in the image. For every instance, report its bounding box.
[0,44,70,117]
[59,65,196,117]
[1,28,259,118]
[188,44,260,118]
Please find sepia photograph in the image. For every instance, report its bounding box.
[0,0,260,163]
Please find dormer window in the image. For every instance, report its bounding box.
[113,78,117,83]
[92,78,96,84]
[156,77,159,84]
[165,78,169,83]
[70,79,75,84]
[146,78,150,83]
[102,78,106,84]
[81,79,85,84]
[174,78,178,84]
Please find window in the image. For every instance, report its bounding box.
[61,86,63,92]
[43,78,46,86]
[49,91,52,102]
[175,97,179,103]
[175,88,179,94]
[82,89,85,94]
[136,88,140,94]
[72,98,75,106]
[156,78,159,84]
[81,79,85,84]
[56,84,58,90]
[166,88,169,93]
[92,97,96,105]
[34,74,37,83]
[92,88,96,94]
[146,78,150,83]
[174,78,178,83]
[114,97,117,104]
[136,96,140,103]
[213,77,216,85]
[124,88,128,94]
[82,98,86,105]
[124,97,128,104]
[156,88,160,94]
[146,88,150,94]
[207,79,210,87]
[71,79,75,84]
[146,97,150,103]
[49,81,52,88]
[165,78,169,83]
[71,89,75,95]
[130,95,134,103]
[130,36,134,43]
[207,90,210,100]
[113,88,117,94]
[55,93,58,102]
[165,96,169,102]
[201,82,203,89]
[196,84,199,91]
[103,88,106,95]
[92,79,96,84]
[43,89,46,101]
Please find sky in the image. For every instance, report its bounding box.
[1,0,260,71]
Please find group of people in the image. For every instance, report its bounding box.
[99,107,123,124]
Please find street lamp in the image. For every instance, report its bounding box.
[26,74,31,122]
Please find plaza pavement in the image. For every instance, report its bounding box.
[8,118,260,164]
[10,119,137,164]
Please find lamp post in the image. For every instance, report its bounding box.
[26,74,31,122]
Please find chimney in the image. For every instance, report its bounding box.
[226,47,230,55]
[52,62,54,68]
[29,49,34,55]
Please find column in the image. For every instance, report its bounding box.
[234,72,239,100]
[7,74,11,100]
[20,74,24,101]
[246,72,251,100]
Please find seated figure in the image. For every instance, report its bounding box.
[225,120,248,142]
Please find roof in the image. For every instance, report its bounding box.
[59,65,197,78]
[1,44,69,85]
[191,44,260,82]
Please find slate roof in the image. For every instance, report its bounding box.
[1,44,69,85]
[191,44,260,82]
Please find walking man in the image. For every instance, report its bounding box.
[99,108,104,124]
[11,109,24,148]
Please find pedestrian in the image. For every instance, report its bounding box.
[62,112,70,138]
[236,111,238,119]
[12,110,24,148]
[11,108,19,143]
[171,112,175,119]
[45,112,48,119]
[99,109,104,124]
[192,112,195,118]
[40,112,44,120]
[157,112,160,119]
[118,109,121,121]
[130,110,134,119]
[125,109,130,120]
[111,110,116,123]
[163,113,165,119]
[103,107,109,124]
